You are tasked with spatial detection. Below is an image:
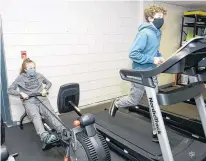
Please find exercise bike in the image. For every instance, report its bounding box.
[1,115,19,161]
[19,85,111,161]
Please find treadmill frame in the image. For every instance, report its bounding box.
[188,76,206,137]
[144,86,174,161]
[117,37,206,161]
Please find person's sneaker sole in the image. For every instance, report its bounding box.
[62,129,71,141]
[152,134,159,143]
[152,138,159,143]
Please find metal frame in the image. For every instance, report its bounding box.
[0,14,12,125]
[194,14,197,37]
[190,75,206,137]
[145,87,174,161]
[177,13,206,85]
[180,15,184,47]
[180,14,205,47]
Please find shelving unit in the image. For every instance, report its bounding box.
[179,11,206,47]
[175,11,206,85]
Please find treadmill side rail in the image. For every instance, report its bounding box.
[157,82,205,105]
[189,76,206,138]
[194,94,206,137]
[145,87,174,161]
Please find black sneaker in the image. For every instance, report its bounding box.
[109,100,119,117]
[152,133,159,143]
[61,129,70,141]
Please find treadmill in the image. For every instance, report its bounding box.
[129,47,206,142]
[94,37,206,161]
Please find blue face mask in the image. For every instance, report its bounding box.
[153,18,164,29]
[25,68,36,77]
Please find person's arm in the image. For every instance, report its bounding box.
[41,74,52,90]
[129,32,154,64]
[7,78,20,96]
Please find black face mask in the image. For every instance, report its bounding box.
[152,18,164,29]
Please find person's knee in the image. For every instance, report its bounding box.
[41,101,55,113]
[29,113,42,121]
[44,108,56,117]
[130,96,142,106]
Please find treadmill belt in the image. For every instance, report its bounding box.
[95,110,184,156]
[140,93,200,120]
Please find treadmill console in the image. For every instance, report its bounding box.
[163,37,206,74]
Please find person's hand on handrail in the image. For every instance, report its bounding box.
[154,57,165,66]
[41,89,47,97]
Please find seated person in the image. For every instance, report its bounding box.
[7,58,68,145]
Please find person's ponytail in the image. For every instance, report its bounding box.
[20,58,35,75]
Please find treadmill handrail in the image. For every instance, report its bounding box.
[198,58,206,67]
[120,69,143,84]
[120,37,206,86]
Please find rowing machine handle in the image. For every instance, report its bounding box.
[120,69,143,85]
[20,92,49,99]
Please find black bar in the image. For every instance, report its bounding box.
[120,69,142,84]
[194,14,197,37]
[120,69,156,88]
[69,101,82,116]
[19,112,27,129]
[180,15,184,47]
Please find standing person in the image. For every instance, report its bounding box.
[109,5,167,143]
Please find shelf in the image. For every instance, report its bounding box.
[183,24,206,28]
[184,11,206,17]
[180,11,206,48]
[184,15,206,19]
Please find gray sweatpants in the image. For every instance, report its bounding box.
[115,76,158,134]
[23,97,65,141]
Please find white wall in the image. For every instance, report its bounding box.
[1,0,143,121]
[1,0,193,122]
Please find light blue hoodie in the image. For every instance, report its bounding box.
[129,23,162,70]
